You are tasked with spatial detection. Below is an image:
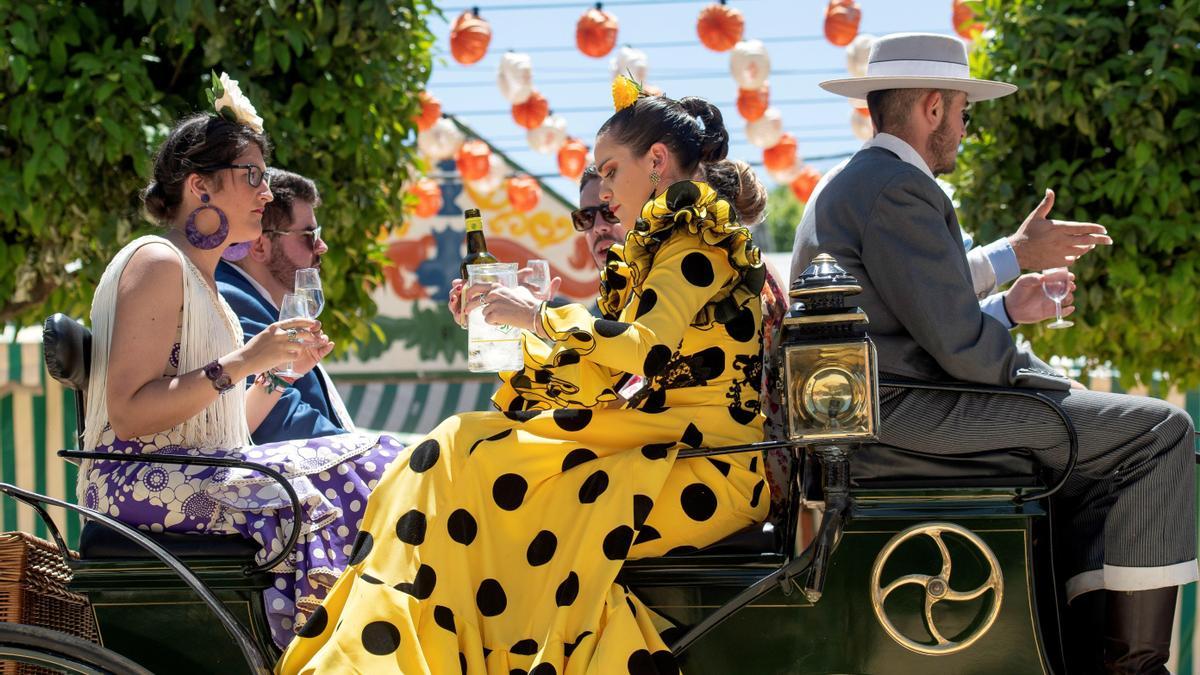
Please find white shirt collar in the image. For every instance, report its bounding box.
[225,263,280,312]
[862,132,934,180]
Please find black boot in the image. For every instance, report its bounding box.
[1064,590,1105,674]
[1104,587,1177,674]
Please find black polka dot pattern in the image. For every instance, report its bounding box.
[605,268,628,290]
[680,423,704,448]
[693,346,726,380]
[628,649,657,675]
[634,289,658,319]
[680,252,715,287]
[360,573,384,584]
[594,319,632,338]
[555,571,579,606]
[728,406,757,425]
[634,525,661,545]
[632,495,654,529]
[643,345,672,376]
[578,470,609,504]
[526,530,558,566]
[552,408,592,432]
[664,181,701,209]
[641,442,673,460]
[393,564,436,599]
[503,409,539,423]
[347,531,373,565]
[667,545,699,556]
[638,389,667,413]
[653,650,680,675]
[476,579,508,617]
[750,480,765,509]
[511,639,539,655]
[530,664,557,675]
[571,330,593,343]
[561,448,597,472]
[603,525,635,560]
[469,429,513,455]
[554,350,581,367]
[395,509,426,545]
[563,631,592,657]
[725,307,756,342]
[361,621,401,655]
[707,458,731,477]
[680,483,718,521]
[493,474,528,511]
[434,605,456,633]
[749,456,758,473]
[409,439,440,472]
[298,605,328,638]
[447,509,478,545]
[460,653,468,674]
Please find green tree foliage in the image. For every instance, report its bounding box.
[0,0,436,352]
[762,184,805,254]
[952,0,1200,387]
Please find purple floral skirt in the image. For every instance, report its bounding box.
[80,429,404,649]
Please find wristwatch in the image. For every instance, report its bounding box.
[203,360,235,394]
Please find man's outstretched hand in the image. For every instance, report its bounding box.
[1009,189,1112,270]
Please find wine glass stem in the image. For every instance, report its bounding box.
[1054,299,1062,323]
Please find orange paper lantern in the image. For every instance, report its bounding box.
[952,0,984,39]
[576,7,619,58]
[736,86,770,122]
[696,2,744,53]
[824,0,861,47]
[450,11,492,65]
[763,133,798,173]
[506,175,542,213]
[558,138,589,180]
[790,166,822,203]
[455,140,492,182]
[512,91,550,130]
[415,92,441,132]
[408,178,443,218]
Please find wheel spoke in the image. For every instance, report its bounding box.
[880,574,932,601]
[944,580,996,602]
[931,530,952,579]
[924,595,949,645]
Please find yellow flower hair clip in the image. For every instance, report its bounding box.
[611,74,643,112]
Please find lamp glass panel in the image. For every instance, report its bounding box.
[784,341,877,442]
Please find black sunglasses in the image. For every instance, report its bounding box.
[961,110,972,127]
[571,204,620,232]
[201,163,268,187]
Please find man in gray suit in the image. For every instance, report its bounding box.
[795,33,1196,673]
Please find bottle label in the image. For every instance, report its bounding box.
[465,217,483,232]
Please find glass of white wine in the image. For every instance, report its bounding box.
[295,268,323,318]
[1041,267,1074,329]
[277,293,312,378]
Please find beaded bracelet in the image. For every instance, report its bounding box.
[255,370,296,395]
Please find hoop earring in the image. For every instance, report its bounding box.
[221,241,251,261]
[185,194,229,250]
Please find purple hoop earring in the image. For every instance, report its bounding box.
[185,194,229,250]
[221,241,252,261]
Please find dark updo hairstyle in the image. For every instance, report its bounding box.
[597,95,767,225]
[140,113,271,223]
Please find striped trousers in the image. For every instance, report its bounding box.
[878,386,1199,600]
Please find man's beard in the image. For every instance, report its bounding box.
[928,114,959,176]
[267,246,318,290]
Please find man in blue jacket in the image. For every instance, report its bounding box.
[217,169,355,443]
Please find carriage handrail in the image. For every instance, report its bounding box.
[878,378,1080,504]
[0,482,272,675]
[59,450,303,576]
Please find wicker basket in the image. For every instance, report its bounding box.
[0,531,97,675]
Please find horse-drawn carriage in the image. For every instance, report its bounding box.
[0,256,1087,674]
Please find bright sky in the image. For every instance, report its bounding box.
[426,0,961,202]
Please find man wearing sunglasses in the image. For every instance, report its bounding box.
[217,169,355,444]
[573,165,629,272]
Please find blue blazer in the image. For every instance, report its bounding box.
[216,261,348,444]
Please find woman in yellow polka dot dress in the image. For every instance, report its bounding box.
[277,86,771,674]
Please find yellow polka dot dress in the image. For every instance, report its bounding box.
[277,181,770,674]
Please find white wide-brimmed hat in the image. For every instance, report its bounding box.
[820,33,1017,103]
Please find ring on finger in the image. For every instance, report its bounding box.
[285,328,302,344]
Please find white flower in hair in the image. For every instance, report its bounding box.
[209,71,264,133]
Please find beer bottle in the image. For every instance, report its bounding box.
[460,208,498,280]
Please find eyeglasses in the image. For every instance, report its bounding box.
[201,163,268,187]
[570,204,620,232]
[961,110,972,127]
[263,226,322,248]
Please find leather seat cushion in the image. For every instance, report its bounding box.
[851,443,1042,488]
[79,522,260,560]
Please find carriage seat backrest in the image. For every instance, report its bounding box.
[43,313,91,392]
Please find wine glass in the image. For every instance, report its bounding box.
[1041,267,1074,329]
[524,259,552,301]
[277,293,312,377]
[295,268,324,318]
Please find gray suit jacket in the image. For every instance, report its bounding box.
[794,146,1069,390]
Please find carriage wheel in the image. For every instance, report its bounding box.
[0,623,153,675]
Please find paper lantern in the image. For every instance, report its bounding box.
[845,33,875,78]
[610,46,648,85]
[790,166,822,203]
[576,7,619,58]
[696,2,744,53]
[850,110,874,141]
[455,140,492,181]
[512,90,549,130]
[763,133,798,172]
[497,51,534,105]
[466,154,508,195]
[417,117,465,162]
[408,178,443,218]
[730,40,770,90]
[745,107,783,149]
[953,0,984,39]
[824,0,861,47]
[449,11,492,65]
[506,175,542,213]
[767,164,802,185]
[415,92,441,132]
[527,114,569,155]
[736,85,770,122]
[558,138,589,180]
[849,97,869,116]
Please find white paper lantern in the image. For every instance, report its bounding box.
[745,106,783,148]
[767,163,803,185]
[610,45,649,84]
[417,117,465,162]
[730,39,770,90]
[466,153,508,194]
[497,51,534,105]
[845,33,875,78]
[848,97,868,112]
[527,114,569,155]
[850,109,874,141]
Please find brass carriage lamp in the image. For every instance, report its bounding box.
[779,253,879,443]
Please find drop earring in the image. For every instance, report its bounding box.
[648,168,662,201]
[185,194,229,250]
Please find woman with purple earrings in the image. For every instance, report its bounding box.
[77,72,402,650]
